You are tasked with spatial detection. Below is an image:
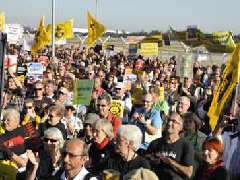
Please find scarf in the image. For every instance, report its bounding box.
[96,137,110,150]
[200,160,224,180]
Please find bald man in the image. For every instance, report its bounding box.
[146,113,194,180]
[60,139,97,180]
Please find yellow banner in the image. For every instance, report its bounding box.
[87,11,106,48]
[140,43,158,56]
[110,100,124,118]
[31,17,49,57]
[46,19,73,42]
[208,44,240,131]
[159,87,165,101]
[0,12,5,32]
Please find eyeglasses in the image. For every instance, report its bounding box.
[97,104,107,107]
[62,151,84,158]
[35,88,43,91]
[43,137,58,143]
[115,88,121,91]
[143,100,151,103]
[25,106,32,109]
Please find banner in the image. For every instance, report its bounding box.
[27,63,44,83]
[208,44,240,131]
[73,79,94,105]
[23,34,35,51]
[31,17,49,57]
[110,100,124,118]
[142,34,162,47]
[0,12,5,32]
[140,43,158,56]
[5,55,18,74]
[3,24,23,44]
[46,19,73,42]
[87,11,106,48]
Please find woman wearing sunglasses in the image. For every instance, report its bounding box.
[26,127,65,180]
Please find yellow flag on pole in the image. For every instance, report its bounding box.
[0,12,5,32]
[208,44,240,131]
[31,16,49,57]
[87,11,106,48]
[46,19,73,42]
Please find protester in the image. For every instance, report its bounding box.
[194,138,229,180]
[26,127,65,180]
[131,93,162,151]
[146,112,194,180]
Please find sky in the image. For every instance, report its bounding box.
[1,0,240,34]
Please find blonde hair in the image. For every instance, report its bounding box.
[93,118,114,140]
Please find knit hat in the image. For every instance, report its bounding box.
[123,168,159,180]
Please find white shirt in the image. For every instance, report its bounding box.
[60,166,97,180]
[62,115,83,138]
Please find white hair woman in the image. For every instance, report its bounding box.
[101,125,151,177]
[26,127,65,180]
[88,118,115,172]
[0,108,28,180]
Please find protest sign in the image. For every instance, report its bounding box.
[27,63,44,83]
[176,53,193,78]
[140,43,158,56]
[73,79,94,105]
[5,55,18,74]
[3,24,23,44]
[131,86,144,105]
[110,100,124,118]
[159,87,165,101]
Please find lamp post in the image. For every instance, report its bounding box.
[52,0,55,57]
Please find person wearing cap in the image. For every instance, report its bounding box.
[55,87,71,107]
[61,105,83,139]
[78,113,100,147]
[112,82,132,124]
[123,168,159,180]
[181,112,207,180]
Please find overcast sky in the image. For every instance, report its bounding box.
[1,0,240,33]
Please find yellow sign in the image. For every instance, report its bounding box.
[159,87,165,101]
[110,100,124,118]
[140,43,158,56]
[131,86,144,105]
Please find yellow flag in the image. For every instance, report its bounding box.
[46,19,73,42]
[87,11,106,48]
[208,44,240,131]
[0,12,5,32]
[31,16,49,57]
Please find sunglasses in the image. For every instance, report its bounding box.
[35,88,43,91]
[43,137,58,143]
[25,106,32,109]
[97,104,107,107]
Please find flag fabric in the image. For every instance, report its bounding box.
[31,16,49,57]
[46,19,73,42]
[0,12,5,32]
[87,11,106,48]
[208,44,240,131]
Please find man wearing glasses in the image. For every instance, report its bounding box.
[131,93,162,151]
[146,112,194,180]
[61,139,97,180]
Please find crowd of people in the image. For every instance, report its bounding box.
[0,43,239,180]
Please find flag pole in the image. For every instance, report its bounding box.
[52,0,55,57]
[96,0,98,20]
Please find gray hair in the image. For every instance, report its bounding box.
[3,108,20,123]
[179,96,190,106]
[93,118,114,140]
[117,125,142,151]
[44,127,65,149]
